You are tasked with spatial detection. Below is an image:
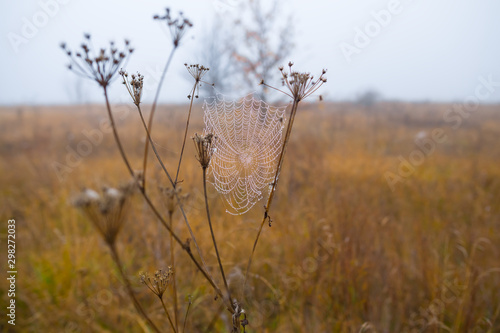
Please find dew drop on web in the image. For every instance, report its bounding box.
[203,93,288,215]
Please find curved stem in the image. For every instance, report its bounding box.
[183,297,193,333]
[109,244,161,333]
[203,168,233,309]
[160,297,177,333]
[142,49,176,190]
[174,82,197,185]
[168,212,179,331]
[103,87,135,177]
[265,99,299,213]
[136,105,217,292]
[102,93,229,311]
[244,99,300,285]
[137,104,175,185]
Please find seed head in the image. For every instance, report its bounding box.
[72,182,135,245]
[61,34,133,88]
[193,133,216,169]
[282,64,327,101]
[153,8,193,47]
[119,70,144,106]
[261,63,327,102]
[140,267,174,299]
[185,64,210,98]
[185,63,209,81]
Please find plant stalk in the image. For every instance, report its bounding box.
[135,104,217,293]
[142,49,176,190]
[103,87,135,178]
[168,212,179,331]
[174,82,197,185]
[109,244,161,333]
[203,168,233,309]
[102,92,230,311]
[160,297,177,333]
[245,99,300,285]
[183,297,193,333]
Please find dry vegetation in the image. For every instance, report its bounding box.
[1,102,499,332]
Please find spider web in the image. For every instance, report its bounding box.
[203,93,288,215]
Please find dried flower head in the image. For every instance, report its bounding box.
[72,183,135,245]
[119,70,144,106]
[184,64,211,98]
[159,186,188,216]
[140,267,174,299]
[61,34,134,87]
[260,63,327,102]
[153,8,193,47]
[193,133,216,169]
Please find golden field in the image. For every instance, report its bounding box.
[1,101,499,332]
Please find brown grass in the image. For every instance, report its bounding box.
[1,102,499,332]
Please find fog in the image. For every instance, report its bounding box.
[1,0,500,105]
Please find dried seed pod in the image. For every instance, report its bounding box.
[61,34,133,88]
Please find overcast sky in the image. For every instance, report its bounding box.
[1,0,500,105]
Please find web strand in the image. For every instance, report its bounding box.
[203,93,288,215]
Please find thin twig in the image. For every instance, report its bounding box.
[245,99,300,286]
[203,168,233,309]
[142,49,176,190]
[109,244,161,333]
[183,297,193,333]
[136,104,218,294]
[175,82,197,185]
[102,92,230,310]
[160,297,178,333]
[137,105,175,185]
[103,87,135,177]
[168,212,179,331]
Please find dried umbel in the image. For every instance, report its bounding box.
[72,184,135,245]
[193,133,216,169]
[153,8,193,47]
[61,34,134,88]
[185,63,209,81]
[120,70,144,106]
[185,64,210,98]
[140,268,174,299]
[261,62,327,102]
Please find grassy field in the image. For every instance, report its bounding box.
[1,101,499,332]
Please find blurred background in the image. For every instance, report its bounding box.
[1,1,500,332]
[1,0,500,104]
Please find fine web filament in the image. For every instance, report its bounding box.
[203,93,288,215]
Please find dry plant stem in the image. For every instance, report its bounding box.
[137,105,175,185]
[147,192,225,306]
[103,95,227,308]
[160,297,177,333]
[109,244,161,333]
[142,49,176,190]
[168,212,179,331]
[245,99,300,284]
[183,298,193,333]
[203,168,233,308]
[174,82,197,185]
[103,87,135,177]
[135,104,218,295]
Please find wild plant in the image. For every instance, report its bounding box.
[64,7,325,332]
